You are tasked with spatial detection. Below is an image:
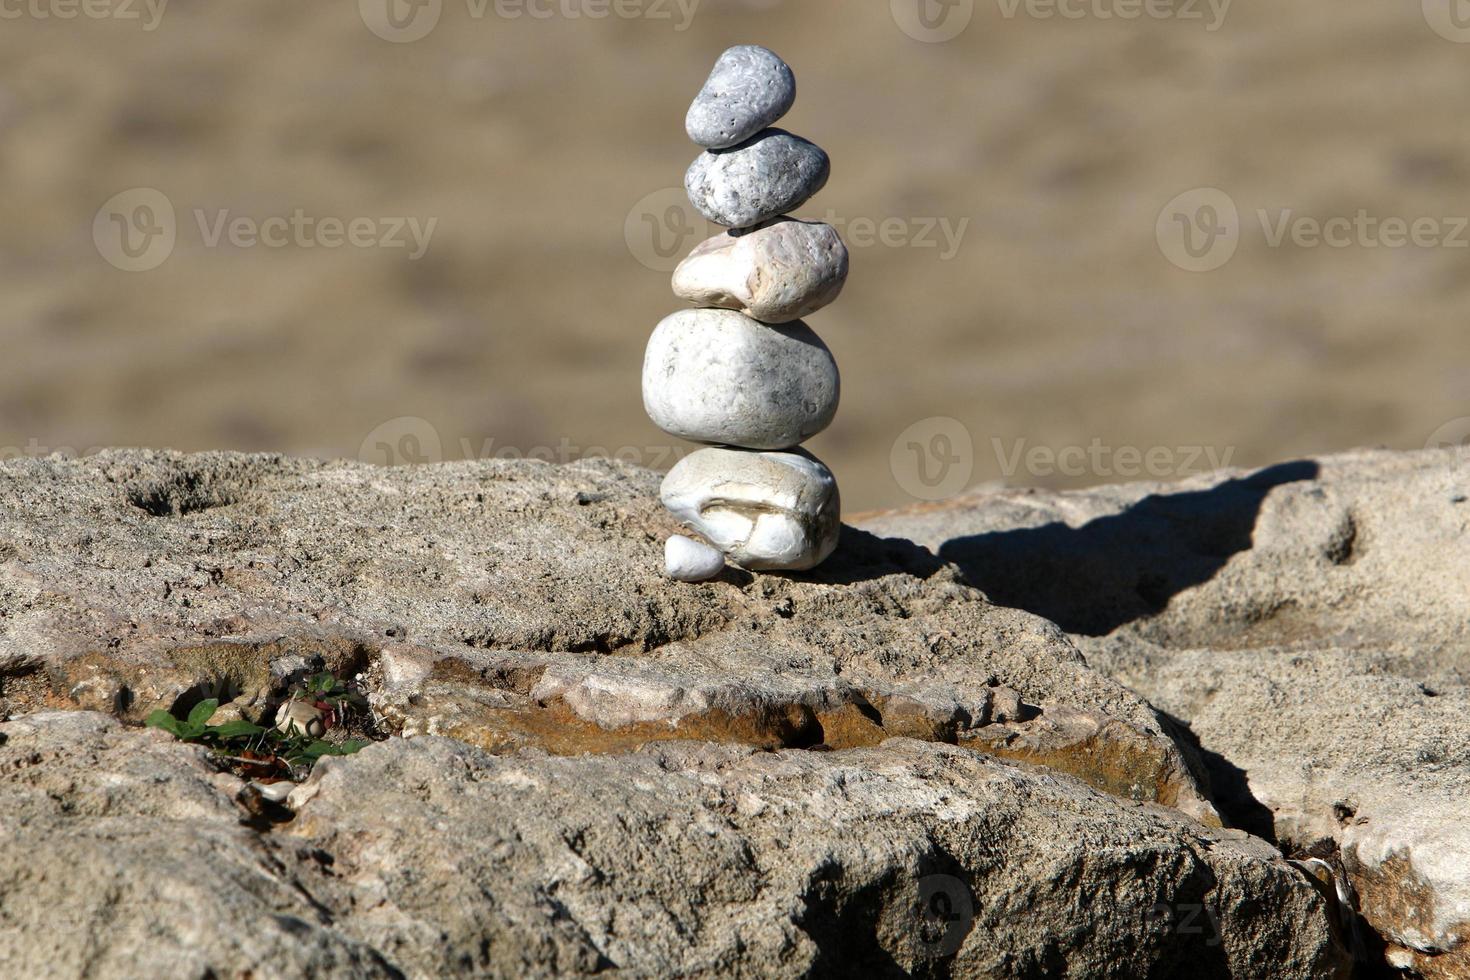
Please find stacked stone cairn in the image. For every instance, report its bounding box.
[645,45,847,582]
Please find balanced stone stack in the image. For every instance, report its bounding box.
[644,45,848,580]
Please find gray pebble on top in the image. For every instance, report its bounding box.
[686,45,797,150]
[685,129,830,229]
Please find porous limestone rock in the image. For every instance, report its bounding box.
[0,711,1350,978]
[860,446,1470,978]
[0,451,1211,815]
[0,449,1366,976]
[0,711,395,978]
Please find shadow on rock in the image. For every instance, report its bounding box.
[936,461,1320,635]
[806,527,952,586]
[1161,711,1277,842]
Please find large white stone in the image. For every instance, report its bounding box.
[642,309,839,450]
[672,218,848,324]
[660,447,841,571]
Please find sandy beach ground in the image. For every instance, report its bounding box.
[0,0,1466,510]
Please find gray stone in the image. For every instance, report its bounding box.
[673,218,848,323]
[642,308,838,450]
[685,129,830,229]
[860,446,1470,978]
[660,447,840,571]
[685,45,796,150]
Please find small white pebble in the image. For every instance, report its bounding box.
[665,534,725,582]
[250,780,293,803]
[275,699,326,738]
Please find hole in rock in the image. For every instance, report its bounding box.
[126,471,240,517]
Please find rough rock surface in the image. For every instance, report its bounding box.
[1,711,1348,979]
[0,711,396,978]
[0,450,1207,816]
[860,446,1470,977]
[0,450,1355,976]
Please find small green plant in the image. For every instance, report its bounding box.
[294,670,368,727]
[145,699,263,743]
[145,671,371,780]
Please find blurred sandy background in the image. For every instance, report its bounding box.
[0,0,1466,511]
